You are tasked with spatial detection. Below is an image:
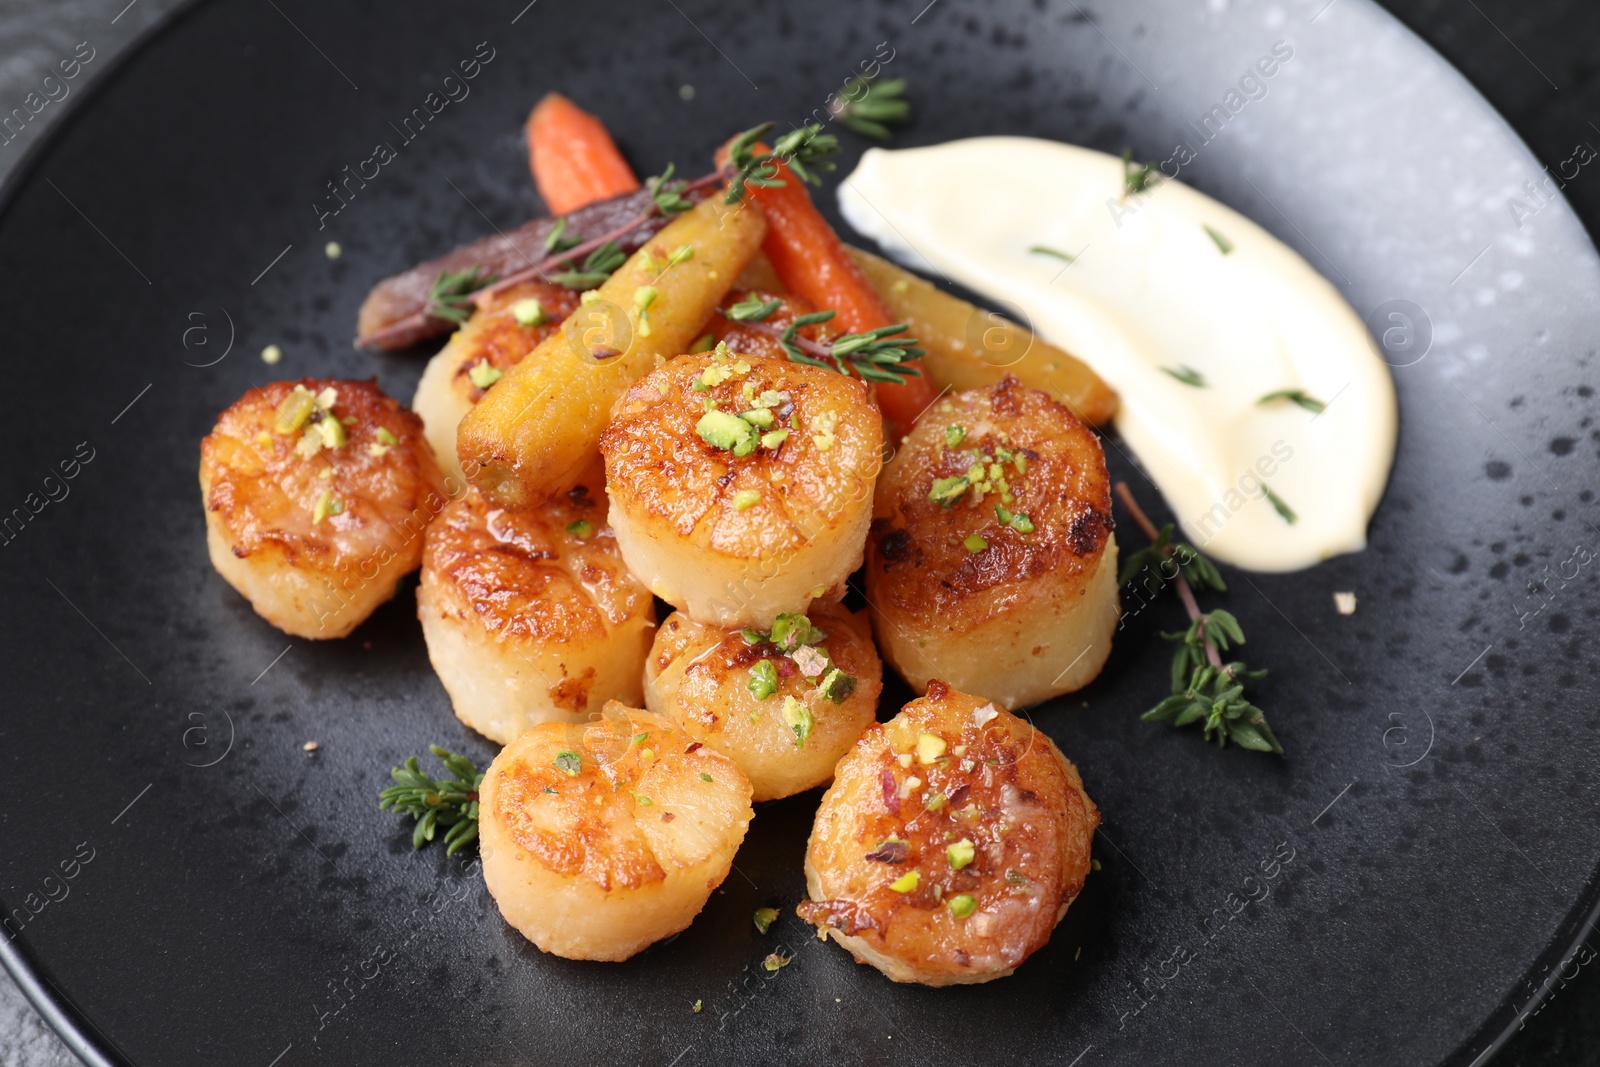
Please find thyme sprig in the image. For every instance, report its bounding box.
[716,298,923,384]
[830,75,910,141]
[549,240,626,289]
[1122,147,1162,197]
[723,122,840,204]
[1115,483,1283,754]
[425,267,497,325]
[379,745,484,854]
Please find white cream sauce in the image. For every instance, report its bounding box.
[839,137,1396,572]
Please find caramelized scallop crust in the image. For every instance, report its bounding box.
[479,704,754,961]
[200,378,445,639]
[601,348,883,629]
[799,681,1098,985]
[643,602,882,801]
[418,471,654,744]
[865,376,1119,707]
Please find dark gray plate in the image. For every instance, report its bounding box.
[1,0,1597,1064]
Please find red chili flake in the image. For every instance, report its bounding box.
[685,742,702,754]
[662,812,676,822]
[592,345,622,360]
[881,768,901,815]
[865,840,909,864]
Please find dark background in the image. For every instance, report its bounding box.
[1373,0,1600,1059]
[0,0,1595,1063]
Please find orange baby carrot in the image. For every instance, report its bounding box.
[716,141,939,430]
[526,93,640,215]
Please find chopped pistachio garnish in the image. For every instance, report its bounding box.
[566,518,595,539]
[888,870,920,893]
[689,332,716,353]
[947,894,977,918]
[917,733,947,764]
[317,417,347,449]
[1011,513,1035,533]
[699,771,714,783]
[274,386,315,435]
[553,750,582,776]
[791,645,829,678]
[375,427,398,447]
[769,613,827,651]
[311,489,343,524]
[510,298,546,327]
[580,289,601,305]
[732,489,761,511]
[947,838,976,870]
[760,428,789,450]
[255,431,272,449]
[782,695,814,748]
[696,409,758,455]
[748,659,778,700]
[741,628,766,645]
[631,731,650,746]
[293,429,321,460]
[963,534,989,553]
[945,424,966,448]
[634,285,659,310]
[925,791,948,812]
[692,1000,703,1013]
[314,386,338,410]
[694,363,734,391]
[753,906,779,934]
[929,475,969,508]
[468,360,502,389]
[809,410,838,452]
[740,407,776,429]
[668,243,695,266]
[763,953,792,972]
[632,792,654,806]
[818,668,856,704]
[1091,858,1103,871]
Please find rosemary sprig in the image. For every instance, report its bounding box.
[543,216,580,254]
[646,163,695,215]
[425,267,497,326]
[379,745,484,854]
[549,240,626,289]
[1115,482,1283,754]
[716,299,924,384]
[830,75,910,141]
[1162,364,1207,388]
[723,122,840,204]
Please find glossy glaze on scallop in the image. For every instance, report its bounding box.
[418,467,654,745]
[644,602,882,801]
[199,378,445,639]
[478,704,754,961]
[798,681,1098,985]
[865,376,1119,708]
[412,281,580,484]
[601,348,883,629]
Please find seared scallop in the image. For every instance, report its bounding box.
[412,281,580,484]
[865,376,1119,708]
[418,469,655,745]
[643,602,882,802]
[601,346,883,629]
[200,379,445,639]
[478,704,754,961]
[798,681,1099,985]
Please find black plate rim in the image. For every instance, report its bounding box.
[1,2,1596,1064]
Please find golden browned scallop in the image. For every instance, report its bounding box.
[865,376,1119,708]
[601,347,883,629]
[798,681,1098,985]
[412,281,581,484]
[478,704,754,961]
[418,463,655,745]
[200,379,446,639]
[643,602,882,802]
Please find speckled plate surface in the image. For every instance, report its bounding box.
[1,0,1597,1064]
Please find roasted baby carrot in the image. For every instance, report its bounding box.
[527,93,640,215]
[716,140,938,430]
